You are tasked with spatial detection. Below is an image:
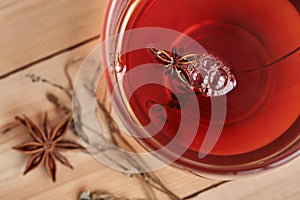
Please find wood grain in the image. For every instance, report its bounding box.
[0,0,107,76]
[193,157,300,200]
[1,1,299,199]
[0,40,218,200]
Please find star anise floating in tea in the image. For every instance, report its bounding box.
[150,47,237,97]
[13,113,85,182]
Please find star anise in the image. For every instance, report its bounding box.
[13,113,85,182]
[150,46,197,87]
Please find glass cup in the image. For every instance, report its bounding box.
[74,0,300,179]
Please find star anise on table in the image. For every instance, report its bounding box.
[13,113,85,182]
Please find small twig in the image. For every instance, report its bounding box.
[26,74,72,99]
[46,93,71,115]
[136,173,181,200]
[140,179,157,200]
[79,190,146,200]
[96,98,180,200]
[64,58,86,90]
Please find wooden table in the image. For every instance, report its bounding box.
[0,1,299,199]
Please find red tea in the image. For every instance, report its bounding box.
[108,0,300,174]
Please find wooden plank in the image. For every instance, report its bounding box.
[0,0,107,76]
[0,40,218,199]
[193,157,300,200]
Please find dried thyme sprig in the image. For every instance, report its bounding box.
[87,66,181,200]
[79,190,145,200]
[26,74,72,99]
[26,58,181,200]
[46,93,71,115]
